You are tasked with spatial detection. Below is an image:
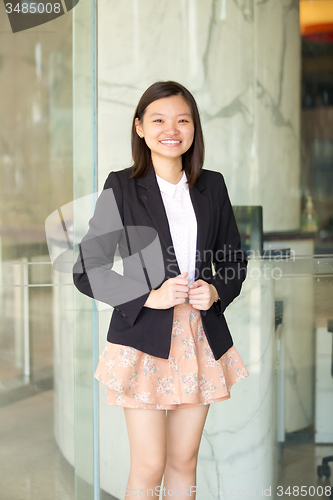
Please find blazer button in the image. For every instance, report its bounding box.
[202,311,206,316]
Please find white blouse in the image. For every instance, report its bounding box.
[155,170,197,286]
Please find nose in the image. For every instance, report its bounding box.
[162,120,180,135]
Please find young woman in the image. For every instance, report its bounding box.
[73,81,250,499]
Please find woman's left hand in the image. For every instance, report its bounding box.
[188,280,219,311]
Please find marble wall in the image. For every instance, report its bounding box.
[98,0,300,232]
[197,259,277,497]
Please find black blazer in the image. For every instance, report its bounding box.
[73,162,248,360]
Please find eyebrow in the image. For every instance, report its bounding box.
[149,113,192,117]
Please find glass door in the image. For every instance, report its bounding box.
[0,2,77,499]
[72,0,99,497]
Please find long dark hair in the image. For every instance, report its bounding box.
[129,81,204,188]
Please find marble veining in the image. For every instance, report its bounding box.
[97,0,300,231]
[232,0,254,23]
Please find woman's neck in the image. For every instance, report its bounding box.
[151,155,183,185]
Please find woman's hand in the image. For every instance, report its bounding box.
[188,280,219,311]
[144,272,189,309]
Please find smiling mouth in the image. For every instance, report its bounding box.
[159,140,182,145]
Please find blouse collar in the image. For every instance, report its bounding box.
[155,170,188,198]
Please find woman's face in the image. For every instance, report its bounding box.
[135,95,195,163]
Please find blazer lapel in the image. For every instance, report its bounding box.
[137,161,210,280]
[189,179,210,277]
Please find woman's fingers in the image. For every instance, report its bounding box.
[188,281,212,310]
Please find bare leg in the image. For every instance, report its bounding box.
[123,408,167,499]
[162,405,210,499]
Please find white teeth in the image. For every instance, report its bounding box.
[160,140,181,144]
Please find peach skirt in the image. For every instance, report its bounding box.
[94,298,250,410]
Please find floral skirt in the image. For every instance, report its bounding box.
[94,298,250,410]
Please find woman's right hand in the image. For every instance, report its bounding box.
[144,272,189,309]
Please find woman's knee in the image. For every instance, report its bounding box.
[166,451,198,475]
[131,454,166,482]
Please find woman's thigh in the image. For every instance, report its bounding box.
[166,405,210,465]
[124,408,168,469]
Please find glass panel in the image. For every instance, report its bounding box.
[72,0,98,497]
[0,6,75,500]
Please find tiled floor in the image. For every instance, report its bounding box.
[0,389,332,500]
[277,429,333,499]
[0,390,74,500]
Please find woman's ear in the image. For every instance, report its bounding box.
[135,118,143,138]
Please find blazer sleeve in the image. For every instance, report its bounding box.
[207,173,248,315]
[72,171,151,327]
